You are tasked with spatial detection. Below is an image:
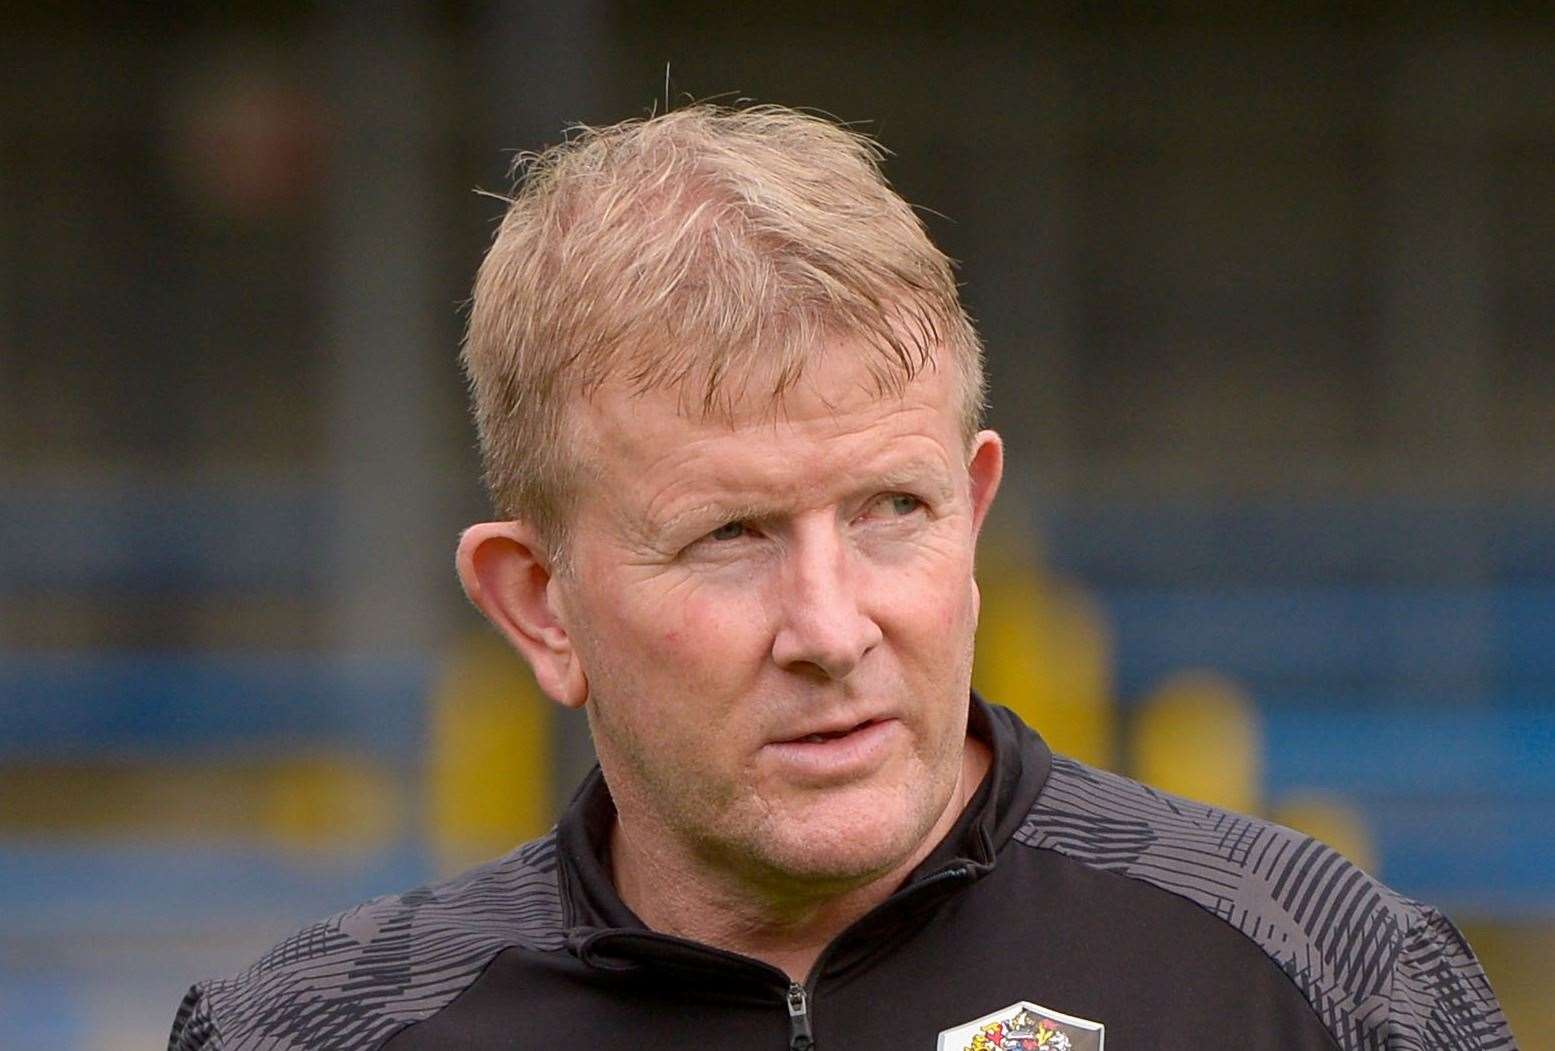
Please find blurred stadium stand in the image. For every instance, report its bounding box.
[1038,497,1555,914]
[7,488,1549,908]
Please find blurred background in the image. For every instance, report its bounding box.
[2,4,1552,1047]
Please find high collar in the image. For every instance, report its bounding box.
[554,694,1051,980]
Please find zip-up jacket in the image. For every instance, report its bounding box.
[169,697,1514,1049]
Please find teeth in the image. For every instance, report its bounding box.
[804,734,828,743]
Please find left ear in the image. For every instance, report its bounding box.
[966,429,1004,538]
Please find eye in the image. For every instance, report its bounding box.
[860,492,925,522]
[707,521,749,542]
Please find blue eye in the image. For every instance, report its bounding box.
[885,493,923,515]
[708,521,747,541]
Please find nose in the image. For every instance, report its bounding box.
[770,520,882,680]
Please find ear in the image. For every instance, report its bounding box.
[455,521,589,709]
[966,429,1004,538]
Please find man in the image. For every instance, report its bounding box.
[170,105,1512,1050]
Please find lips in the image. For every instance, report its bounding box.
[760,715,903,785]
[781,717,883,745]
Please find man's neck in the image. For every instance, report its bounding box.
[609,735,992,982]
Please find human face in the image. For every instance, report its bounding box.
[556,345,1002,891]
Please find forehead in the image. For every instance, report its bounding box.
[570,347,965,524]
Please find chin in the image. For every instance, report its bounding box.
[746,837,909,891]
[742,781,953,887]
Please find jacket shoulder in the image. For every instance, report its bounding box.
[1016,756,1513,1051]
[168,834,564,1051]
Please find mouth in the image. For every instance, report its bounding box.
[781,717,885,745]
[764,717,902,783]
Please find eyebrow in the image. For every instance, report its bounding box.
[649,501,768,540]
[643,455,956,539]
[872,458,955,497]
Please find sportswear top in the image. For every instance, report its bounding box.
[169,697,1514,1050]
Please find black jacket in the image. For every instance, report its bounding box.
[170,698,1513,1050]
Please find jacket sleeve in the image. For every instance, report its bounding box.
[168,983,222,1051]
[1386,903,1516,1049]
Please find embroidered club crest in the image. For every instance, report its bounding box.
[936,1001,1105,1051]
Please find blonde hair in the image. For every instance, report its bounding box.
[463,103,985,551]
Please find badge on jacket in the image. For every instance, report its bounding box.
[937,1001,1105,1050]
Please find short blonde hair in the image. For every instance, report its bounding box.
[463,103,985,551]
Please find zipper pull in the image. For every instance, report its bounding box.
[785,982,814,1050]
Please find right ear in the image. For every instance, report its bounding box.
[455,521,588,709]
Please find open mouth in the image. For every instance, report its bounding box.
[789,719,879,744]
[766,718,898,780]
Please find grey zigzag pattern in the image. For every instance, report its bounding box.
[171,834,564,1051]
[1020,757,1515,1051]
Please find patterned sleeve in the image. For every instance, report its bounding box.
[1386,904,1517,1049]
[168,983,222,1051]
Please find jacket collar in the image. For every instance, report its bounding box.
[555,694,1051,973]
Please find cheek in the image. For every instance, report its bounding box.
[672,585,777,671]
[596,574,774,689]
[934,579,979,643]
[871,546,977,637]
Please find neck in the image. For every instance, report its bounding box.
[610,735,991,982]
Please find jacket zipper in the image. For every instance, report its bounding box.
[785,982,814,1050]
[775,863,978,1050]
[576,862,982,1049]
